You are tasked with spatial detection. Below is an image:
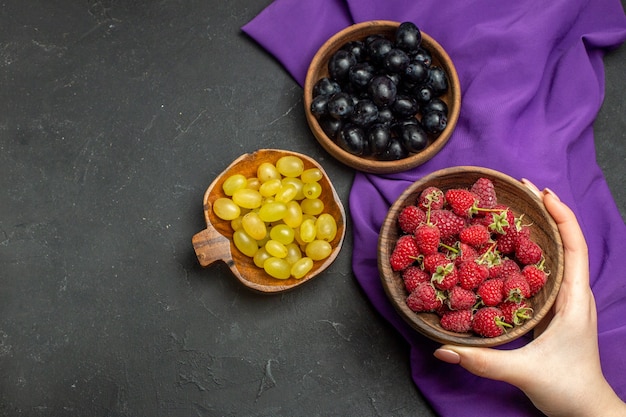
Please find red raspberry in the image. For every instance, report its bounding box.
[517,225,531,240]
[495,228,519,254]
[490,258,521,279]
[459,224,491,248]
[414,224,440,255]
[477,278,504,306]
[522,264,547,296]
[445,188,478,218]
[401,266,430,293]
[477,245,500,269]
[515,236,543,265]
[440,309,473,333]
[454,242,479,266]
[389,235,419,271]
[447,285,477,310]
[472,307,511,337]
[431,263,459,290]
[435,302,452,317]
[502,272,532,302]
[439,234,459,248]
[487,263,502,279]
[430,209,465,238]
[478,205,515,234]
[398,205,426,234]
[422,252,450,274]
[406,282,443,312]
[470,177,497,209]
[500,300,533,325]
[418,186,445,211]
[458,261,489,290]
[497,223,531,254]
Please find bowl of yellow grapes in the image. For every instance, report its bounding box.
[192,149,346,293]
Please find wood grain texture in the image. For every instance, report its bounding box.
[378,166,564,347]
[303,20,461,174]
[193,149,346,294]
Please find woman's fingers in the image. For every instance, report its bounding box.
[521,178,542,199]
[542,191,590,311]
[542,192,588,273]
[434,345,530,385]
[520,180,590,292]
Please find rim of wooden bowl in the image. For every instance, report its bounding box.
[377,166,564,347]
[304,20,461,174]
[198,149,346,293]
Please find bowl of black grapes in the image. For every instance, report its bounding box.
[304,20,461,174]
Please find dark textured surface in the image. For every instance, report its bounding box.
[0,1,623,416]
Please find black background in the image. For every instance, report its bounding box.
[1,1,624,416]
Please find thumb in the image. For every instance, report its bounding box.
[434,345,527,385]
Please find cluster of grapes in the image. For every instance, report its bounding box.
[310,22,450,160]
[213,155,338,279]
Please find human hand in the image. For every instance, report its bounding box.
[433,181,626,417]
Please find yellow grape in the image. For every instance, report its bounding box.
[291,257,313,279]
[315,213,337,242]
[274,184,297,203]
[213,197,241,220]
[222,174,247,196]
[276,155,304,178]
[233,229,258,257]
[259,178,282,197]
[299,218,316,243]
[231,216,243,231]
[218,156,337,281]
[232,188,263,209]
[270,224,295,245]
[283,201,303,228]
[282,177,304,200]
[258,201,287,222]
[246,177,261,191]
[305,240,332,261]
[293,227,306,246]
[257,230,271,248]
[257,162,281,182]
[253,247,272,268]
[301,198,324,215]
[263,257,291,279]
[265,239,288,258]
[241,212,267,241]
[301,213,317,222]
[301,168,323,183]
[284,242,302,265]
[302,182,322,199]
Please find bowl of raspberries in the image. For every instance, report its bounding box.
[378,166,564,347]
[304,20,461,174]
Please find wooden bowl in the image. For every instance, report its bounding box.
[378,166,564,347]
[304,20,461,174]
[192,149,346,293]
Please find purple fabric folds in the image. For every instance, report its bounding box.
[243,1,626,416]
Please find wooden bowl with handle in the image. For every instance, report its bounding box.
[192,149,346,293]
[304,20,461,174]
[378,166,564,347]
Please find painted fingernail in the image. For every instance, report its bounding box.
[521,178,542,198]
[521,178,539,191]
[543,187,560,201]
[434,348,461,364]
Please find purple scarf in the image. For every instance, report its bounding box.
[243,1,626,415]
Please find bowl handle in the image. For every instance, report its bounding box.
[192,227,232,267]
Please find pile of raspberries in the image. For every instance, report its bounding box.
[389,177,549,338]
